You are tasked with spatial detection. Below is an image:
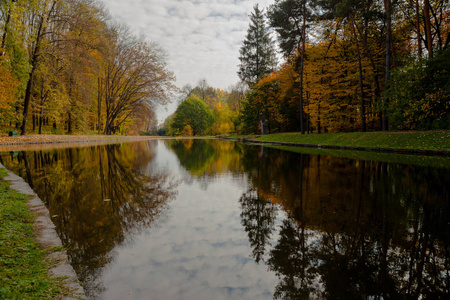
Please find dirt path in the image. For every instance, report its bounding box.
[0,135,171,152]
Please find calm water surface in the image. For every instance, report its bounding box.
[1,139,449,299]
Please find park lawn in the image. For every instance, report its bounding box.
[0,168,66,299]
[232,131,450,152]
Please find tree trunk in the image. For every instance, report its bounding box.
[67,79,73,134]
[299,1,306,135]
[21,68,36,135]
[415,0,422,58]
[21,1,58,135]
[350,16,366,132]
[98,78,102,134]
[423,0,433,57]
[317,103,321,134]
[0,3,12,55]
[68,112,72,134]
[32,110,36,132]
[39,108,43,134]
[382,0,392,131]
[260,111,268,135]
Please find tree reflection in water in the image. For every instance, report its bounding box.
[167,139,245,177]
[239,189,277,263]
[240,146,450,299]
[1,142,178,299]
[1,140,449,299]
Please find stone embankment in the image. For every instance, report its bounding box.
[0,162,86,299]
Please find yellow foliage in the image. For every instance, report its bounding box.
[180,124,193,136]
[212,101,235,135]
[0,63,20,125]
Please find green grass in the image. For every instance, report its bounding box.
[0,168,67,299]
[229,131,450,152]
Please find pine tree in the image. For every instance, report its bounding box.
[238,4,277,87]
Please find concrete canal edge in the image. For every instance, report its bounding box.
[0,163,86,300]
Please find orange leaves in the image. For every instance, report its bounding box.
[0,63,20,125]
[242,33,386,134]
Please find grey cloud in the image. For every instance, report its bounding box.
[103,0,274,120]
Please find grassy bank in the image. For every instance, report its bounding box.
[0,169,66,299]
[231,131,450,152]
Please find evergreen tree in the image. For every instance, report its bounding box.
[238,4,277,87]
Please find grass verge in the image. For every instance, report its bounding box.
[0,168,66,299]
[229,131,450,152]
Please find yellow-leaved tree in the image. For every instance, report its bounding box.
[212,102,235,135]
[0,62,19,126]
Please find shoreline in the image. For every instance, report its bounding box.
[0,133,448,157]
[227,138,450,157]
[0,135,172,152]
[222,131,450,157]
[0,163,86,299]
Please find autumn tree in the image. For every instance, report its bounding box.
[238,4,277,87]
[227,82,247,113]
[1,0,176,136]
[19,0,61,135]
[57,0,110,134]
[101,25,176,135]
[240,0,449,134]
[189,79,217,107]
[211,101,235,135]
[317,0,390,131]
[0,61,19,125]
[268,0,313,134]
[242,71,284,134]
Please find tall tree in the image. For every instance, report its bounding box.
[316,0,373,132]
[268,0,311,134]
[101,25,176,135]
[238,4,277,87]
[0,0,15,54]
[20,0,60,135]
[383,0,393,131]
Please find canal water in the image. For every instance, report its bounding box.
[1,139,449,299]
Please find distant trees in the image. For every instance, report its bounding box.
[171,96,214,136]
[189,79,217,107]
[238,4,277,87]
[161,80,248,137]
[0,0,176,135]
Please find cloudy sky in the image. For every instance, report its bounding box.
[103,0,275,121]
